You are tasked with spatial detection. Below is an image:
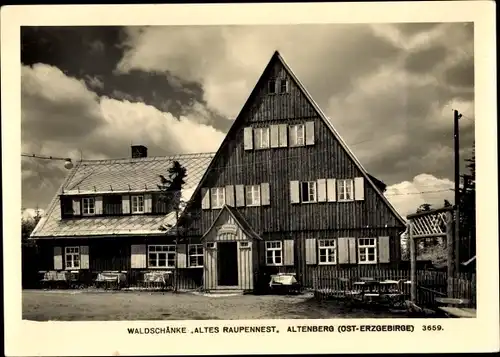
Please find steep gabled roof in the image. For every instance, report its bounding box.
[31,153,215,238]
[201,205,262,241]
[185,50,406,226]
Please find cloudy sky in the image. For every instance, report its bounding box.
[21,23,475,217]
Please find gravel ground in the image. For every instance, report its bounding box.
[23,289,409,321]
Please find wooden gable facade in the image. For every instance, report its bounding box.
[183,51,406,289]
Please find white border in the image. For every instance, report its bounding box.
[2,2,498,355]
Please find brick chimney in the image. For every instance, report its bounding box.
[131,145,148,158]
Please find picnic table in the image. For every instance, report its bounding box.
[269,273,301,294]
[435,297,475,318]
[94,271,127,290]
[346,279,407,308]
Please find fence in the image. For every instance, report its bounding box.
[312,266,476,308]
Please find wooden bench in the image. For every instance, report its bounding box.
[438,306,476,318]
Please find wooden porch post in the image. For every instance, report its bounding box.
[446,210,455,297]
[409,222,417,303]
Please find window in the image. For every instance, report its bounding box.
[245,185,261,206]
[188,244,203,267]
[65,247,80,269]
[207,242,216,249]
[254,127,270,149]
[210,187,225,209]
[131,195,145,213]
[289,124,305,147]
[279,79,288,93]
[148,245,176,268]
[268,80,276,94]
[318,239,336,264]
[338,179,354,201]
[266,241,282,266]
[103,195,123,215]
[82,197,95,215]
[300,181,317,203]
[358,238,377,264]
[240,241,250,248]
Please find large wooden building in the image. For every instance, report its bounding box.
[30,51,407,292]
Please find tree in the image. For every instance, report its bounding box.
[22,208,41,243]
[157,160,199,292]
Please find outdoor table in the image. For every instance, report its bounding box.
[269,274,301,294]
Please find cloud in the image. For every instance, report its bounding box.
[21,63,225,209]
[385,174,455,217]
[116,24,401,119]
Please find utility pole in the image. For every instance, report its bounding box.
[453,109,462,274]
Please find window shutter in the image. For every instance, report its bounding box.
[270,125,279,148]
[201,188,210,210]
[225,185,235,206]
[80,245,89,269]
[337,238,349,264]
[283,240,294,266]
[378,236,390,263]
[54,246,63,270]
[327,179,337,202]
[278,124,288,147]
[72,199,81,216]
[131,244,147,268]
[122,195,130,214]
[235,185,245,207]
[317,179,327,202]
[305,121,315,145]
[94,196,103,215]
[290,181,300,204]
[177,244,187,268]
[348,237,357,264]
[244,127,253,150]
[261,183,270,206]
[305,238,317,265]
[144,193,153,213]
[354,177,365,201]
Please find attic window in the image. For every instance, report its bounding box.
[82,197,95,216]
[268,80,276,94]
[279,79,289,93]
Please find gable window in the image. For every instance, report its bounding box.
[266,241,282,266]
[300,181,317,203]
[338,179,354,201]
[104,195,123,215]
[131,195,145,213]
[65,247,80,269]
[289,124,305,147]
[206,242,216,249]
[358,238,377,264]
[148,245,176,268]
[254,127,270,149]
[318,239,337,264]
[211,187,225,209]
[245,185,261,206]
[268,79,276,94]
[188,244,203,267]
[82,197,95,215]
[279,79,288,93]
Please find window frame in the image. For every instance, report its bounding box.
[65,246,80,269]
[337,179,354,202]
[300,181,317,203]
[188,244,204,268]
[254,127,270,150]
[358,238,377,264]
[265,240,283,266]
[268,79,277,95]
[131,195,145,214]
[279,79,289,94]
[318,239,337,265]
[148,245,176,268]
[82,197,95,216]
[245,185,261,207]
[206,242,216,249]
[289,124,305,147]
[210,187,225,209]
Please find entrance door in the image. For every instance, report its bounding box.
[217,242,238,286]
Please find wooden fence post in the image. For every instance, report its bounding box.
[409,223,417,303]
[446,211,454,297]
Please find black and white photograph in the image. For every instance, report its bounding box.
[3,2,498,356]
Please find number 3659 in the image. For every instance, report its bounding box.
[422,325,443,331]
